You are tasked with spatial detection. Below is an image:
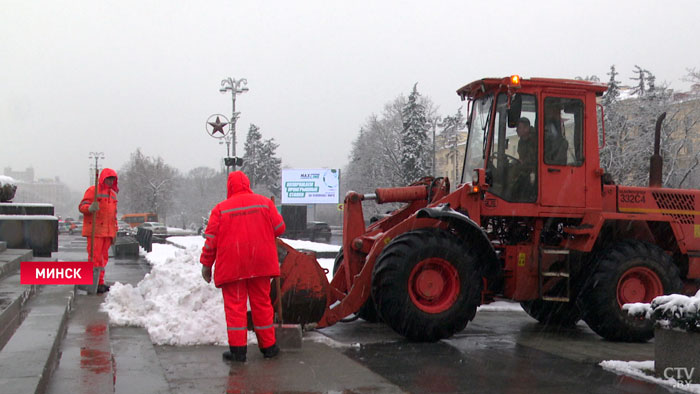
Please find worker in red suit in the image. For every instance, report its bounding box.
[78,168,119,294]
[200,171,286,362]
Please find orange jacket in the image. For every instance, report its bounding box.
[79,168,119,238]
[200,171,286,287]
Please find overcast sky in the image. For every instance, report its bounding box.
[2,0,700,191]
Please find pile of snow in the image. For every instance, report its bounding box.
[165,235,204,250]
[102,237,339,346]
[601,360,700,393]
[165,227,196,236]
[102,242,228,345]
[0,175,16,186]
[624,290,700,331]
[0,175,17,202]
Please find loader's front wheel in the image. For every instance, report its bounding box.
[372,228,482,342]
[579,240,682,342]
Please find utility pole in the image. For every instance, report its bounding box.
[219,77,249,172]
[431,117,442,177]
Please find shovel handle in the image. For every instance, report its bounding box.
[275,276,283,327]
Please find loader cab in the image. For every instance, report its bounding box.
[460,76,604,209]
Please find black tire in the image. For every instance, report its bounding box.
[332,248,380,323]
[372,228,482,342]
[579,240,682,342]
[520,262,582,327]
[520,292,581,328]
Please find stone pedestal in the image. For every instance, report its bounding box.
[654,327,700,384]
[0,203,58,257]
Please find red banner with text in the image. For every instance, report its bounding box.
[21,261,94,285]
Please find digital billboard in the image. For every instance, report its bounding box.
[281,168,340,204]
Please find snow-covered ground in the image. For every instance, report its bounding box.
[101,235,524,347]
[601,360,700,393]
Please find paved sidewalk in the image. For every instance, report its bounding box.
[44,235,403,393]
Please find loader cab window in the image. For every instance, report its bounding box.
[462,95,493,183]
[543,97,584,166]
[487,93,537,202]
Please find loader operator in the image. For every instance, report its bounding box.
[516,117,536,169]
[509,117,537,201]
[200,171,286,363]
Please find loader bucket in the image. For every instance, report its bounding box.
[273,239,330,325]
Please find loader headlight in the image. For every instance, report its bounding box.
[470,170,480,193]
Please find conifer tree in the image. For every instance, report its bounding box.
[602,65,620,106]
[242,124,282,197]
[242,124,263,187]
[257,138,282,198]
[399,83,430,184]
[630,65,646,96]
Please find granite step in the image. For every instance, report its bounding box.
[0,283,75,394]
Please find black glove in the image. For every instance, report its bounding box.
[201,265,212,283]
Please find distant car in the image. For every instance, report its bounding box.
[58,220,71,234]
[139,222,167,235]
[306,221,332,243]
[117,220,133,235]
[68,221,82,235]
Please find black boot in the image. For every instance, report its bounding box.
[223,346,247,362]
[260,344,280,359]
[96,284,110,294]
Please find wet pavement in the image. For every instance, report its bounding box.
[40,234,681,393]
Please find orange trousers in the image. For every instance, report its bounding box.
[221,277,276,348]
[87,236,111,285]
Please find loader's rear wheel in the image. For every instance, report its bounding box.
[580,240,682,342]
[332,249,380,322]
[372,228,482,342]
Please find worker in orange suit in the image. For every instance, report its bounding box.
[78,168,119,294]
[200,171,286,362]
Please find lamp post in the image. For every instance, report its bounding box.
[431,117,443,177]
[219,77,249,172]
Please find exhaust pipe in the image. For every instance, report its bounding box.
[649,112,666,188]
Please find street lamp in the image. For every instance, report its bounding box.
[219,77,249,172]
[431,117,443,177]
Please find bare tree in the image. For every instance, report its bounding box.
[172,166,226,228]
[601,66,700,189]
[119,149,180,222]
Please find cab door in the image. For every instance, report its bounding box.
[540,95,586,208]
